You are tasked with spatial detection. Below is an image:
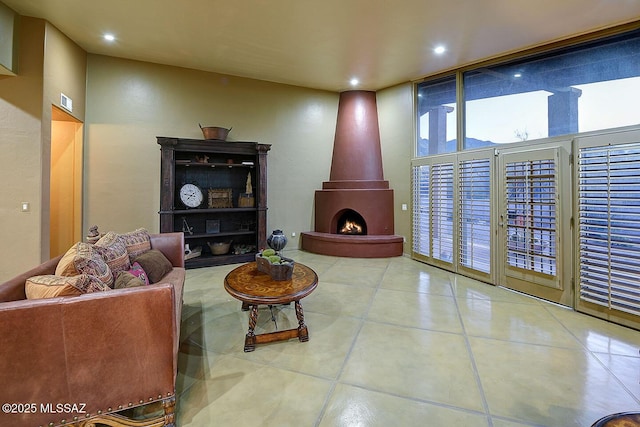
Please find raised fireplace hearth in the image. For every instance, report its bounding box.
[301,91,403,258]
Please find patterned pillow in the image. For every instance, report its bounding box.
[26,274,109,299]
[128,262,150,285]
[120,228,152,261]
[55,242,114,287]
[94,231,131,283]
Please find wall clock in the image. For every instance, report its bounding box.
[179,183,203,208]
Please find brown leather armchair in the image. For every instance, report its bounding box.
[0,233,185,427]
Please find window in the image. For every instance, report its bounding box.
[463,29,640,147]
[416,76,457,156]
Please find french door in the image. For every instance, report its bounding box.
[497,145,573,306]
[412,151,493,282]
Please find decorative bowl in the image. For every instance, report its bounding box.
[199,124,232,141]
[207,241,232,255]
[255,253,295,281]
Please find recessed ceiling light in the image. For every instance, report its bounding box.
[434,45,446,55]
[350,78,359,86]
[514,73,522,78]
[103,33,115,42]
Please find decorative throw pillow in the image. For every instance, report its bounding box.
[120,228,152,262]
[94,231,131,283]
[55,242,114,288]
[132,249,173,284]
[128,262,149,285]
[114,271,145,289]
[26,274,109,299]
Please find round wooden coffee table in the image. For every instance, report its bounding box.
[224,261,318,352]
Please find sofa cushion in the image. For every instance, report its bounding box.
[94,232,131,283]
[114,271,146,289]
[25,274,110,299]
[132,250,173,284]
[128,262,150,285]
[121,228,152,261]
[55,242,114,287]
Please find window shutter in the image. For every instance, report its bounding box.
[459,159,491,273]
[579,143,640,315]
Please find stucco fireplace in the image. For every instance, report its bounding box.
[301,90,404,257]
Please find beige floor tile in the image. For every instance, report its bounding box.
[491,418,542,427]
[177,354,332,427]
[380,267,454,296]
[334,256,393,269]
[340,322,485,411]
[547,305,640,357]
[233,311,362,379]
[367,288,463,333]
[175,253,640,427]
[320,264,386,287]
[451,275,542,305]
[319,384,490,427]
[469,336,639,426]
[458,299,583,348]
[304,280,376,318]
[592,352,640,400]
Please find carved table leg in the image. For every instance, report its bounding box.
[295,300,309,342]
[244,305,258,352]
[241,301,249,311]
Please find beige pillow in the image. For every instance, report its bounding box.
[94,231,131,282]
[56,242,114,287]
[114,271,145,289]
[120,228,152,261]
[26,274,109,299]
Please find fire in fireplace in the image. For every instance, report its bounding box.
[337,210,366,235]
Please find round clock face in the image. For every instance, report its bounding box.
[180,183,203,208]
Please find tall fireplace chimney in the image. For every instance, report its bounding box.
[301,91,404,258]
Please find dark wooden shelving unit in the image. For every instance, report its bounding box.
[158,137,271,268]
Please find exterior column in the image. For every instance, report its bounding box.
[548,87,581,137]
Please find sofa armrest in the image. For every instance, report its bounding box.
[150,232,185,268]
[0,255,62,302]
[0,284,178,427]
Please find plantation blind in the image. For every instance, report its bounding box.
[578,142,640,316]
[431,163,454,263]
[412,165,430,257]
[459,158,491,274]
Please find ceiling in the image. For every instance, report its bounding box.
[5,0,640,92]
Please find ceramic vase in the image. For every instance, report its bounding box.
[267,229,287,252]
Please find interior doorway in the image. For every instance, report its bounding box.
[50,106,83,258]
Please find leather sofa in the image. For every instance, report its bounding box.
[0,232,185,427]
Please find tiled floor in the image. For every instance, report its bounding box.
[176,250,640,426]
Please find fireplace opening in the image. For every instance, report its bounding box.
[336,209,367,235]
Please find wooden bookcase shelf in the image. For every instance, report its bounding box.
[157,137,271,268]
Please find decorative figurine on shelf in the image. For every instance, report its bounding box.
[195,154,209,163]
[246,172,253,194]
[182,217,194,235]
[238,171,255,207]
[267,229,287,253]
